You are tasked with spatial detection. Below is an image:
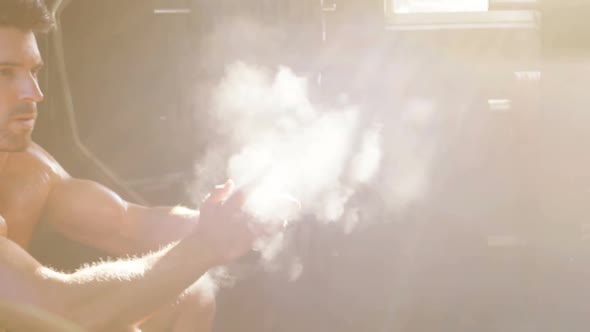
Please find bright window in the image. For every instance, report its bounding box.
[392,0,489,13]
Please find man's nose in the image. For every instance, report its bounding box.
[18,73,44,103]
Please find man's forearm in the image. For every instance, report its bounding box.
[104,205,198,256]
[40,236,215,331]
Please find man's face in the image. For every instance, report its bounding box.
[0,27,44,152]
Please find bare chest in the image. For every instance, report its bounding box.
[0,170,52,248]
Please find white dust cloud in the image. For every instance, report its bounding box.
[207,62,380,225]
[194,62,439,267]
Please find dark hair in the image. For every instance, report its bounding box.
[0,0,54,33]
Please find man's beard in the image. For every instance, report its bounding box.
[0,104,36,152]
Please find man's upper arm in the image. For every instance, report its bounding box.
[34,144,135,252]
[37,145,194,255]
[42,176,130,250]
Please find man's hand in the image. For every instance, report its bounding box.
[190,180,271,266]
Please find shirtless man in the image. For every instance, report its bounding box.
[0,1,270,331]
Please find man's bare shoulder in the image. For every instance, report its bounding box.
[15,142,69,180]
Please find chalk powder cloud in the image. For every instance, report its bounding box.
[209,62,379,222]
[194,62,436,267]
